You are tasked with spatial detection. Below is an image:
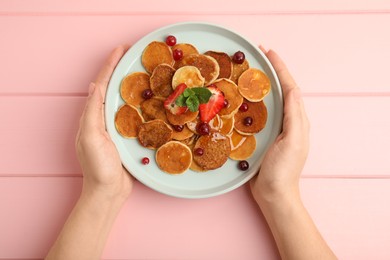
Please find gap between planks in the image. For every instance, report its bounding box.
[1,10,390,17]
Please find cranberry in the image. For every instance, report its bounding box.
[223,99,229,108]
[196,122,210,135]
[142,89,153,99]
[232,51,245,64]
[173,125,184,132]
[173,49,183,61]
[194,147,204,156]
[141,157,150,165]
[244,117,253,126]
[239,102,249,112]
[165,35,176,46]
[238,160,249,171]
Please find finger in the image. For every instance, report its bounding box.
[266,49,297,96]
[94,45,129,100]
[266,50,308,138]
[258,44,268,54]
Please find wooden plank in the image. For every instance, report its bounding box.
[0,0,389,13]
[0,177,389,259]
[0,15,389,94]
[0,96,389,177]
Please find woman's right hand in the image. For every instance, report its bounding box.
[250,49,310,205]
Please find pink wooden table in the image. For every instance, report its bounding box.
[1,1,390,259]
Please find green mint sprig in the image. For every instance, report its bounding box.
[175,87,212,112]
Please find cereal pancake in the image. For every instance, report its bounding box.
[231,59,249,84]
[193,133,230,170]
[228,130,256,160]
[115,104,144,138]
[138,119,173,149]
[150,64,175,98]
[142,41,174,74]
[140,97,168,122]
[172,66,205,89]
[238,68,270,102]
[166,109,199,126]
[174,54,219,85]
[172,43,199,68]
[234,100,267,135]
[213,78,243,118]
[204,51,233,79]
[156,141,192,174]
[120,72,150,107]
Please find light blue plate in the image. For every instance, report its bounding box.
[105,22,283,199]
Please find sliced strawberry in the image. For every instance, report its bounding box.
[164,83,188,115]
[199,86,225,123]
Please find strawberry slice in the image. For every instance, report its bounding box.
[164,83,188,115]
[199,86,225,123]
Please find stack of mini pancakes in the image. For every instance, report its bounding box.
[115,40,270,174]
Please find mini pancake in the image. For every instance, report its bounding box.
[175,54,219,85]
[115,104,144,138]
[234,100,267,135]
[166,109,199,126]
[138,119,173,149]
[171,124,194,141]
[156,141,192,174]
[172,43,199,68]
[204,51,233,79]
[228,130,256,160]
[213,78,243,118]
[142,41,174,74]
[186,115,221,134]
[172,66,205,89]
[150,64,175,98]
[193,132,231,170]
[238,68,271,102]
[231,59,249,84]
[140,97,168,122]
[219,116,234,135]
[120,72,150,107]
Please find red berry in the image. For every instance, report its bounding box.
[173,49,183,61]
[194,148,204,156]
[239,102,248,112]
[196,122,210,135]
[166,35,176,46]
[244,117,253,126]
[238,160,249,171]
[142,89,153,99]
[232,51,245,64]
[173,125,184,132]
[142,157,150,165]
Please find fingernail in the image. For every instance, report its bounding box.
[88,82,96,96]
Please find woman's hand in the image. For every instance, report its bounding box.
[46,46,133,260]
[250,49,310,204]
[250,49,336,260]
[76,45,133,201]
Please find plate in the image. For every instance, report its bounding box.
[105,21,283,199]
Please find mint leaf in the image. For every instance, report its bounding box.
[175,94,186,107]
[186,95,200,112]
[183,88,195,98]
[191,87,212,104]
